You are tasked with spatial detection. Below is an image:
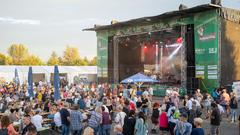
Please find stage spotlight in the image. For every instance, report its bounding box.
[176,37,183,43]
[144,45,147,49]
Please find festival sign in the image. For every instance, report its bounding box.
[194,10,220,91]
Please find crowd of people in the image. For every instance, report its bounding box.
[0,80,239,135]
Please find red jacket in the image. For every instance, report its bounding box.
[159,112,168,128]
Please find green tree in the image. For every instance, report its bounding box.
[22,55,44,65]
[89,56,97,66]
[47,51,59,65]
[8,44,29,65]
[63,46,81,65]
[0,53,6,65]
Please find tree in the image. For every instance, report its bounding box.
[5,56,13,65]
[63,46,81,65]
[58,57,63,65]
[22,55,44,65]
[83,57,89,64]
[0,53,6,65]
[78,59,88,66]
[8,44,29,65]
[89,56,97,66]
[47,51,59,65]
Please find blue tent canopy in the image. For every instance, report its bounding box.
[28,67,34,98]
[121,73,158,84]
[54,65,61,101]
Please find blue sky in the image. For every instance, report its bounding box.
[0,0,239,61]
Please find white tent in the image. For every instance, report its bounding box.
[0,66,97,84]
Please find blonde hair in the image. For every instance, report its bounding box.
[83,127,94,135]
[95,106,102,113]
[116,105,123,111]
[194,117,203,126]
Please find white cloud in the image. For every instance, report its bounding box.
[0,17,40,25]
[45,18,109,28]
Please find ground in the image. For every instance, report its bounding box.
[147,96,239,135]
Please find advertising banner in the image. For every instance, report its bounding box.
[97,35,108,78]
[194,10,220,91]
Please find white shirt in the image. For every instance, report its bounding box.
[102,105,109,113]
[186,98,201,110]
[194,99,201,107]
[54,112,62,127]
[142,91,149,96]
[6,97,12,103]
[31,114,43,131]
[115,111,126,127]
[149,87,153,95]
[186,99,192,110]
[218,104,225,114]
[85,99,91,108]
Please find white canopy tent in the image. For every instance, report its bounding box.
[0,66,97,84]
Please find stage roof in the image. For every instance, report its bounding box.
[84,4,240,31]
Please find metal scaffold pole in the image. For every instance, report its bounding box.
[181,25,187,89]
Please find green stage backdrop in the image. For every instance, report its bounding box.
[194,10,220,92]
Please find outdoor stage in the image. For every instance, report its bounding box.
[107,25,196,93]
[86,4,240,93]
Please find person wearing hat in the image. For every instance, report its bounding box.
[174,112,192,135]
[70,105,83,135]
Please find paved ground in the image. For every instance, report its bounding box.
[147,96,239,135]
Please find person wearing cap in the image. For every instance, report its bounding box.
[174,112,192,135]
[31,108,43,131]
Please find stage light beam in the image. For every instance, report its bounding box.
[168,44,182,60]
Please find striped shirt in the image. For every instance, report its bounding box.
[88,111,102,128]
